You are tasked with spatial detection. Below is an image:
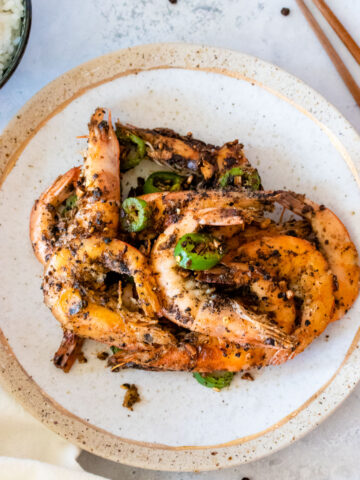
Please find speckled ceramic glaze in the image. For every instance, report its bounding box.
[0,44,359,472]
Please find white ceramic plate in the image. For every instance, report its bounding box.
[0,44,359,472]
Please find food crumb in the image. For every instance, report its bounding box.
[281,7,290,15]
[169,0,177,4]
[121,383,140,410]
[241,372,254,381]
[97,351,109,361]
[77,351,87,363]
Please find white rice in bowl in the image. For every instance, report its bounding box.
[0,0,24,78]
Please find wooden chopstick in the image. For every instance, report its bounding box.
[312,0,360,65]
[295,0,360,107]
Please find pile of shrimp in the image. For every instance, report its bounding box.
[30,108,360,377]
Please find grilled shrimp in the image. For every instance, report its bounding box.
[108,334,276,373]
[236,235,335,361]
[211,219,313,252]
[151,205,295,350]
[70,108,120,238]
[30,108,121,263]
[276,192,360,322]
[43,237,173,349]
[116,122,254,181]
[29,167,80,264]
[197,263,295,333]
[109,235,335,372]
[138,189,275,235]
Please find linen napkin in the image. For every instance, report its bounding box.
[0,385,106,479]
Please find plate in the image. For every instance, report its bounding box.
[0,44,359,472]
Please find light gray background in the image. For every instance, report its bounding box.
[1,0,360,479]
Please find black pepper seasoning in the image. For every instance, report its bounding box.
[281,7,290,16]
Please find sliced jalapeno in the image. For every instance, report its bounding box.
[121,197,150,232]
[116,129,147,171]
[243,169,261,190]
[110,346,121,355]
[143,171,184,194]
[219,167,261,190]
[174,233,225,271]
[59,193,77,217]
[193,371,234,389]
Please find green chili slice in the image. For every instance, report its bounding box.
[219,167,261,190]
[193,372,234,389]
[116,129,147,171]
[243,169,261,190]
[174,233,225,271]
[143,171,184,194]
[59,193,77,217]
[110,346,121,355]
[121,197,150,232]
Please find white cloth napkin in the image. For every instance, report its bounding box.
[0,385,106,479]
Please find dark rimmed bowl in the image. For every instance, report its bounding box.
[0,0,31,88]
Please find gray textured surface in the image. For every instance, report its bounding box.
[1,0,360,478]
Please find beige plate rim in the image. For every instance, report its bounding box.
[0,43,359,472]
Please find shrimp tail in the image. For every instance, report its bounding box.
[89,108,111,141]
[233,304,297,350]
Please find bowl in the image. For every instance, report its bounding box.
[0,0,31,88]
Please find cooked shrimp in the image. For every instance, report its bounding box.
[138,189,276,235]
[108,334,276,373]
[43,237,173,349]
[151,207,295,350]
[197,262,295,333]
[210,219,313,253]
[236,235,335,361]
[116,123,253,180]
[71,108,120,237]
[276,192,360,322]
[111,235,335,372]
[29,166,80,264]
[206,221,309,255]
[30,108,121,263]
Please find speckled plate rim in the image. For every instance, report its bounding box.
[0,43,359,472]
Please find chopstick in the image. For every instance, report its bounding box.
[295,0,360,107]
[312,0,360,65]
